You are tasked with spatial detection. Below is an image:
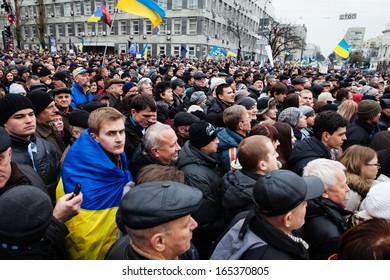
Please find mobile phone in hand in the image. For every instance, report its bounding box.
[73,183,81,196]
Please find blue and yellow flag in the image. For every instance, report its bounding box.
[140,42,148,59]
[117,0,166,28]
[227,48,238,58]
[210,45,227,57]
[87,4,112,26]
[334,39,351,59]
[58,129,132,259]
[39,43,44,53]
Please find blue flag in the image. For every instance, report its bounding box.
[210,45,227,56]
[180,46,188,54]
[128,43,138,54]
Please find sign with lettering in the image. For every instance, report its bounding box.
[339,13,357,20]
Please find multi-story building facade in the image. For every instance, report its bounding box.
[14,0,276,60]
[344,27,365,51]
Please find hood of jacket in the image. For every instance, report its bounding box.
[216,127,244,151]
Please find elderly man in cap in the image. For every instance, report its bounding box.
[173,112,200,147]
[53,87,72,118]
[302,159,352,259]
[27,90,66,157]
[342,99,382,150]
[171,78,190,111]
[186,71,209,99]
[71,67,92,109]
[106,181,202,260]
[0,94,60,201]
[177,120,224,259]
[105,78,125,107]
[211,169,324,260]
[289,77,307,94]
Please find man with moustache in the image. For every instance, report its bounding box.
[71,67,93,109]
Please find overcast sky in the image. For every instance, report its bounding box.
[272,0,390,56]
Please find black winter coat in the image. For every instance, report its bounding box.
[206,99,230,128]
[342,119,380,150]
[176,142,225,259]
[289,137,332,176]
[302,197,352,260]
[124,115,144,165]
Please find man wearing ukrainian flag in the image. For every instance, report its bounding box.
[57,107,133,259]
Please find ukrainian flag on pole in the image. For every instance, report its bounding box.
[227,48,238,58]
[117,0,166,28]
[334,39,351,59]
[140,42,149,59]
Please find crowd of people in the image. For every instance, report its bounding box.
[1,48,390,260]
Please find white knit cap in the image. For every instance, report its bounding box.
[209,77,226,92]
[9,83,27,95]
[361,182,390,220]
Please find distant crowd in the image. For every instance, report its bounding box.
[1,48,390,260]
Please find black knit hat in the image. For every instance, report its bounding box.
[0,186,53,245]
[0,127,11,153]
[37,66,52,77]
[0,94,35,126]
[189,121,217,149]
[173,112,200,127]
[67,109,90,129]
[27,90,54,115]
[357,100,382,120]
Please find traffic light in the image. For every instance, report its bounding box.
[4,25,11,38]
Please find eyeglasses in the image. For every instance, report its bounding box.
[365,163,381,169]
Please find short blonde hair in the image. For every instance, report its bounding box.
[88,107,125,134]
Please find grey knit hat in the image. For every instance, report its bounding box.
[278,107,303,127]
[357,100,381,120]
[190,91,207,105]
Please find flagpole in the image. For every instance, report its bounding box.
[102,21,114,67]
[102,8,117,67]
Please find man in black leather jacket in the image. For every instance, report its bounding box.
[302,158,352,260]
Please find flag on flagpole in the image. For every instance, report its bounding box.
[128,43,139,54]
[140,42,149,59]
[39,43,44,53]
[87,4,112,26]
[227,48,238,58]
[79,37,85,52]
[210,45,227,57]
[284,49,291,55]
[180,46,188,54]
[334,39,351,59]
[117,0,166,28]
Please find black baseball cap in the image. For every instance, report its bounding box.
[253,170,324,216]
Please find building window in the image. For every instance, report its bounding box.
[173,18,182,35]
[76,23,83,35]
[158,44,166,56]
[132,20,139,35]
[84,1,91,15]
[188,18,197,35]
[107,0,115,13]
[172,0,181,10]
[67,24,73,36]
[23,26,28,38]
[55,4,61,17]
[64,3,71,16]
[120,21,127,35]
[31,25,36,37]
[159,20,168,35]
[172,45,181,56]
[157,0,167,10]
[188,0,198,9]
[74,2,81,16]
[48,25,54,36]
[145,19,152,35]
[57,25,63,37]
[188,45,196,58]
[98,23,103,33]
[45,5,51,18]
